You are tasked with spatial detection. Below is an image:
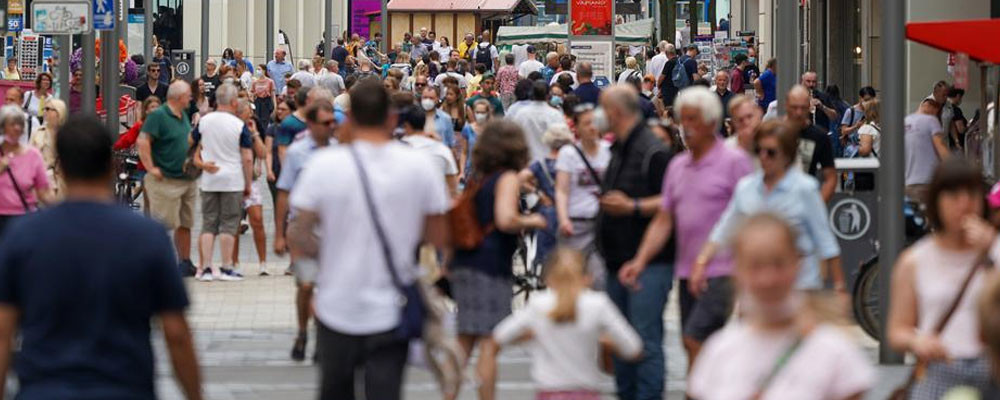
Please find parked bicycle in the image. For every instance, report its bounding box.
[113,150,143,211]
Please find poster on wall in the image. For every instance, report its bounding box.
[570,41,613,85]
[350,0,380,39]
[570,0,612,35]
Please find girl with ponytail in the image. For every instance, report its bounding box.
[493,247,641,400]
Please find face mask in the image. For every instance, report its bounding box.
[748,57,757,64]
[421,98,437,111]
[591,107,610,133]
[549,96,563,108]
[642,89,653,97]
[474,112,488,123]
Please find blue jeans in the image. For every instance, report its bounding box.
[606,263,673,400]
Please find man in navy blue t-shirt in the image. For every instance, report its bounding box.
[573,62,602,105]
[0,116,201,399]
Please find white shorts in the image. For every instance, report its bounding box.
[244,180,264,208]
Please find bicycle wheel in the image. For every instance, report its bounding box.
[852,258,881,340]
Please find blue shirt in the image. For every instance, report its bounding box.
[708,169,840,289]
[431,109,455,148]
[267,60,295,94]
[461,124,477,174]
[276,114,307,146]
[540,66,556,83]
[229,59,255,74]
[758,69,776,109]
[0,201,189,399]
[574,82,602,105]
[277,135,320,192]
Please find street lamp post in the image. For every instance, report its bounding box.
[201,0,209,75]
[267,0,275,63]
[325,0,333,61]
[775,0,798,115]
[82,32,96,114]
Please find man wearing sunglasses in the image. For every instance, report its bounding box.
[136,64,168,103]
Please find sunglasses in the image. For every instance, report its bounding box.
[415,82,427,87]
[755,146,779,158]
[150,69,161,72]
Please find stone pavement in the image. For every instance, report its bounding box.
[145,178,912,399]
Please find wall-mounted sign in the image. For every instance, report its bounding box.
[31,1,93,35]
[570,0,612,36]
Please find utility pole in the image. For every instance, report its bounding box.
[101,3,120,139]
[877,0,905,365]
[201,0,209,74]
[56,36,71,105]
[381,0,389,53]
[325,0,334,61]
[144,0,153,63]
[267,0,275,63]
[775,0,798,114]
[82,33,96,114]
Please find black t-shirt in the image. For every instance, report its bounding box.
[798,124,835,177]
[136,82,167,103]
[811,90,834,132]
[0,201,189,398]
[331,46,349,72]
[202,73,222,98]
[659,58,680,105]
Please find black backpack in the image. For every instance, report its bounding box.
[475,44,493,70]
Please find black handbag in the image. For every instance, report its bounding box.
[348,145,426,340]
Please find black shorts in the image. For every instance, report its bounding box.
[679,277,734,342]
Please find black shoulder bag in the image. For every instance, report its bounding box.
[348,145,426,340]
[572,145,603,189]
[0,148,32,213]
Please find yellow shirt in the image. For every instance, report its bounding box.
[2,68,20,80]
[458,41,478,59]
[467,75,483,97]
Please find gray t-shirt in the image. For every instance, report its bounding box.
[904,113,944,186]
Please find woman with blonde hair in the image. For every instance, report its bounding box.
[857,99,881,158]
[405,63,429,92]
[29,98,68,198]
[494,247,641,399]
[617,57,641,86]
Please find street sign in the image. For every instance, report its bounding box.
[93,0,115,30]
[570,41,614,84]
[9,0,26,14]
[6,14,22,33]
[31,1,92,35]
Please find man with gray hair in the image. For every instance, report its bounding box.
[267,48,294,94]
[230,49,254,75]
[540,51,560,83]
[573,62,601,105]
[138,80,198,276]
[317,60,346,97]
[290,59,316,89]
[4,87,38,144]
[191,83,254,281]
[594,86,674,400]
[622,86,752,372]
[646,41,669,94]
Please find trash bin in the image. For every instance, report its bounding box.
[171,50,196,83]
[830,158,879,290]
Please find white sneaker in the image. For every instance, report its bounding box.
[197,271,214,282]
[217,273,243,282]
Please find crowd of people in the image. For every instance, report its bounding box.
[0,27,998,400]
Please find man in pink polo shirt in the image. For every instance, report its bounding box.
[620,86,752,368]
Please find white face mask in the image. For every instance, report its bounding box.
[421,98,437,111]
[474,112,488,123]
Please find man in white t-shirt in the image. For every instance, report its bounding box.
[400,106,459,197]
[288,80,449,400]
[289,59,316,89]
[509,80,567,161]
[433,59,468,94]
[316,60,346,97]
[193,83,253,282]
[646,41,668,96]
[518,46,545,78]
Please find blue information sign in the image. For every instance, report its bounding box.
[94,0,115,30]
[7,15,23,33]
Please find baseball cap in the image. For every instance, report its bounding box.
[526,45,536,54]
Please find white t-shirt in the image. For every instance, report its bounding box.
[493,290,641,391]
[289,141,449,335]
[689,323,876,400]
[197,112,251,192]
[555,142,611,219]
[509,101,568,161]
[647,53,667,82]
[436,46,454,61]
[518,58,545,78]
[857,123,881,157]
[290,70,316,88]
[239,71,253,91]
[401,135,458,177]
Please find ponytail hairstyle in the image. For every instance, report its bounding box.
[545,248,589,323]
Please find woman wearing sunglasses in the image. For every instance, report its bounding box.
[693,120,844,293]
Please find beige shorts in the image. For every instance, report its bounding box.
[144,176,197,230]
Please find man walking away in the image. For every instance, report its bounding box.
[276,99,339,361]
[518,46,545,78]
[904,97,948,204]
[318,60,346,97]
[657,44,681,109]
[0,116,201,399]
[139,81,199,276]
[193,83,253,282]
[573,62,601,105]
[288,80,449,400]
[472,30,500,73]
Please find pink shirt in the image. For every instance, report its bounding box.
[0,147,50,215]
[496,66,519,95]
[661,139,751,278]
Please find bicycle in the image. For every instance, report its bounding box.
[113,150,143,211]
[851,198,929,339]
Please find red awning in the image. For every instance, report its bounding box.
[906,19,1000,64]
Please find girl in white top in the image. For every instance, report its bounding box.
[689,213,875,400]
[494,248,641,398]
[888,158,998,400]
[436,36,454,62]
[856,98,881,157]
[556,106,611,289]
[23,73,53,120]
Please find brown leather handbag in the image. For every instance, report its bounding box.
[447,175,494,250]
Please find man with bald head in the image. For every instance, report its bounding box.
[800,71,838,134]
[267,48,294,94]
[595,85,674,400]
[138,80,198,276]
[785,85,837,201]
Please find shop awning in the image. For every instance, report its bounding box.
[906,19,1000,63]
[496,18,654,45]
[387,0,536,13]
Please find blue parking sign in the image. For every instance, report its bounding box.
[7,15,23,33]
[94,0,115,30]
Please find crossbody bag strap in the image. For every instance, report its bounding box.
[0,147,32,213]
[537,159,555,190]
[572,144,603,188]
[347,145,404,290]
[753,335,804,397]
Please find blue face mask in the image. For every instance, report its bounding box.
[748,57,757,65]
[550,96,563,108]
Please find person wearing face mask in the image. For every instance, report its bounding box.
[252,65,277,132]
[697,120,842,293]
[0,105,55,237]
[688,213,875,399]
[420,86,455,149]
[548,84,565,110]
[508,80,566,161]
[595,87,674,400]
[459,99,492,179]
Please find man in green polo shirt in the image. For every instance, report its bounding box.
[138,80,198,276]
[465,73,504,116]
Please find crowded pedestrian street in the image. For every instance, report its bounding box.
[2,0,1000,399]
